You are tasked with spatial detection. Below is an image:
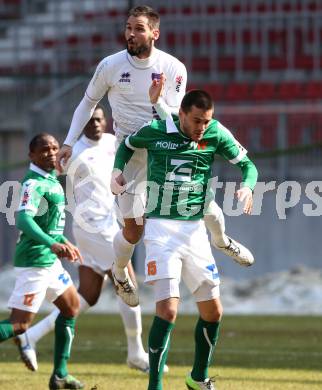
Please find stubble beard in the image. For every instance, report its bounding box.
[126,39,153,57]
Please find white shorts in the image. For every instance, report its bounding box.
[8,260,73,313]
[153,278,220,303]
[116,144,147,219]
[144,218,220,294]
[73,224,116,276]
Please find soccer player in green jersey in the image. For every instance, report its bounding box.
[112,90,258,390]
[0,133,84,389]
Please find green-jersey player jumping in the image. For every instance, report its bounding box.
[112,90,258,390]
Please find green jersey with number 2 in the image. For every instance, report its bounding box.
[14,168,66,267]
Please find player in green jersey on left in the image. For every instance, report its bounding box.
[0,133,84,389]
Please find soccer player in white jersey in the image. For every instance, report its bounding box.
[56,5,254,307]
[15,106,155,373]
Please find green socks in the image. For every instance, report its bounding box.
[53,314,76,378]
[0,319,14,342]
[148,316,175,390]
[191,317,220,382]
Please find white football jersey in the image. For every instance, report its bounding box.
[65,48,187,146]
[64,133,119,235]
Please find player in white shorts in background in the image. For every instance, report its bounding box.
[112,90,258,390]
[15,106,155,373]
[56,5,254,308]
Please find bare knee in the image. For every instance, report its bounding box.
[59,296,80,318]
[62,307,78,318]
[201,304,223,322]
[156,299,178,323]
[203,307,223,322]
[123,220,144,244]
[158,307,177,323]
[198,297,223,322]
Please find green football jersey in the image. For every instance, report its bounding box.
[14,164,66,267]
[124,116,249,220]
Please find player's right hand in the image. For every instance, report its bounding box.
[56,144,72,173]
[51,242,83,263]
[63,240,83,263]
[110,169,127,195]
[149,73,166,104]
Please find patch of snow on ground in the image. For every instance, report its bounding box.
[0,266,321,314]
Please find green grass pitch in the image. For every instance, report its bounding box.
[1,314,321,389]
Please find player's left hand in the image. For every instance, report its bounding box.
[149,73,166,104]
[236,187,253,215]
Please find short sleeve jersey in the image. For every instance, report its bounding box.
[85,48,187,140]
[125,116,247,220]
[14,164,66,267]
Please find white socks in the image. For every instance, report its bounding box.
[23,291,146,361]
[25,293,90,345]
[204,201,230,248]
[26,307,59,344]
[113,230,136,280]
[116,295,146,358]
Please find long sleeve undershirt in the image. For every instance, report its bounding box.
[16,211,67,247]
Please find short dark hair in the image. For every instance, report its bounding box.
[94,104,106,117]
[180,90,214,113]
[29,133,56,152]
[128,5,160,29]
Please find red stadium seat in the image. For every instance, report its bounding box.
[42,38,58,48]
[218,56,236,71]
[295,55,314,70]
[66,35,81,47]
[287,114,308,146]
[312,114,322,142]
[225,83,250,101]
[166,32,186,47]
[67,59,87,74]
[202,84,226,101]
[242,29,262,44]
[252,82,276,101]
[304,81,322,100]
[91,33,104,46]
[278,82,304,100]
[243,56,261,71]
[191,31,211,46]
[191,57,211,72]
[18,62,37,74]
[260,115,278,149]
[207,5,221,14]
[268,56,288,70]
[182,6,192,15]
